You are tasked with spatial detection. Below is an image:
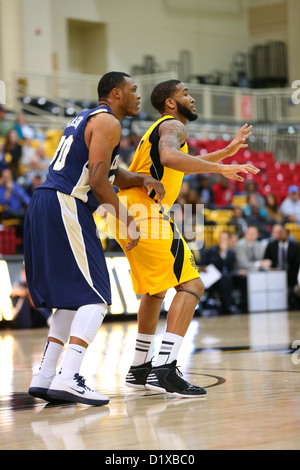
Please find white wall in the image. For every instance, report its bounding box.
[0,0,299,107]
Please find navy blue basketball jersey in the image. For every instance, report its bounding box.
[40,105,120,210]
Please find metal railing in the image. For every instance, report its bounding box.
[12,70,300,162]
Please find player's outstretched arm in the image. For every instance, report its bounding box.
[158,120,259,181]
[196,123,252,163]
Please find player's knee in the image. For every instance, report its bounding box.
[190,278,205,299]
[176,278,204,301]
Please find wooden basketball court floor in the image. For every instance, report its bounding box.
[0,310,300,451]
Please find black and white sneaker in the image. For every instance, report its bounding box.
[125,361,152,389]
[146,360,207,398]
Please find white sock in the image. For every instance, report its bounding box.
[59,344,87,379]
[39,341,63,378]
[132,333,155,366]
[155,332,183,367]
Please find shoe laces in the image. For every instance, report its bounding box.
[74,373,92,391]
[174,364,183,378]
[171,362,200,390]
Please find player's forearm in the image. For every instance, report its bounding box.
[161,149,225,174]
[113,167,144,189]
[195,147,230,163]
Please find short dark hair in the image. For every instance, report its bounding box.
[97,72,131,100]
[150,79,181,113]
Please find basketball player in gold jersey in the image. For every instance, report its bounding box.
[108,79,259,397]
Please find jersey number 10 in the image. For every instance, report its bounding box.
[50,135,74,171]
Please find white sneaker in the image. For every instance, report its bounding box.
[47,373,109,406]
[28,372,55,402]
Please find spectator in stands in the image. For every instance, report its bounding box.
[242,193,269,239]
[0,141,7,173]
[10,266,51,329]
[264,225,300,309]
[0,105,12,139]
[228,232,239,250]
[0,168,30,223]
[20,137,36,171]
[188,174,214,208]
[4,129,22,178]
[269,223,284,241]
[245,181,265,207]
[234,225,272,312]
[228,205,248,238]
[204,230,238,314]
[264,192,284,224]
[19,142,49,188]
[212,175,234,209]
[119,135,135,166]
[280,185,300,225]
[175,180,190,207]
[294,282,300,307]
[24,173,43,197]
[13,112,35,141]
[235,225,271,271]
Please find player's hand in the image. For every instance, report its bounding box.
[142,175,165,204]
[221,163,260,182]
[125,217,141,251]
[225,123,253,158]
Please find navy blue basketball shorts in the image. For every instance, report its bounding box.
[24,189,111,310]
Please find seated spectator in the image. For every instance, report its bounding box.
[264,192,284,224]
[234,225,272,312]
[269,223,284,241]
[264,225,300,309]
[4,129,22,178]
[294,282,300,306]
[0,168,30,223]
[211,175,234,209]
[10,266,51,329]
[228,205,248,238]
[13,112,35,141]
[119,135,135,166]
[204,230,238,314]
[235,225,271,271]
[243,193,267,219]
[280,185,300,225]
[187,174,214,208]
[24,173,43,197]
[228,232,239,250]
[0,141,7,173]
[243,194,269,239]
[245,181,265,207]
[0,105,13,139]
[20,137,36,172]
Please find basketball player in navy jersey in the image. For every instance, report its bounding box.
[25,72,165,406]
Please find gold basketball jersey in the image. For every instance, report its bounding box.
[128,115,188,210]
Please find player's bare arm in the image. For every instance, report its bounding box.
[195,123,253,164]
[114,167,166,204]
[86,113,140,250]
[158,119,259,182]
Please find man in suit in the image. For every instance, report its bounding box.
[264,226,300,308]
[234,225,272,312]
[204,230,237,314]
